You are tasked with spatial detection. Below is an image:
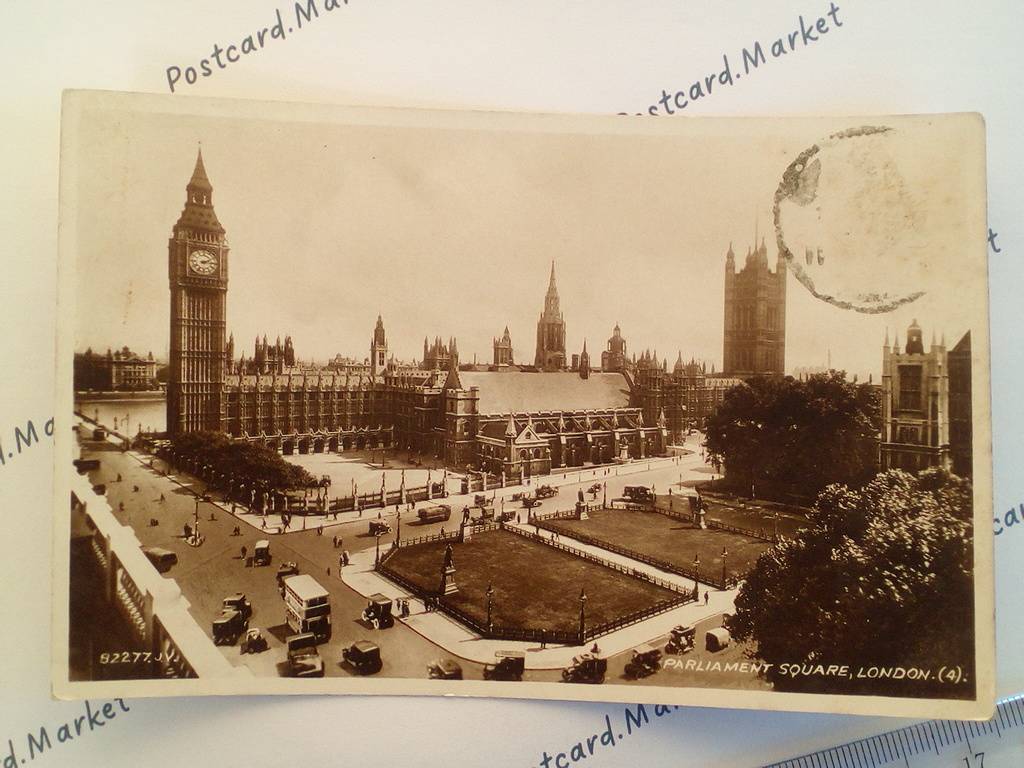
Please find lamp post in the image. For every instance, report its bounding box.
[692,554,701,599]
[374,532,383,566]
[721,547,728,589]
[772,511,779,542]
[578,588,588,643]
[191,497,201,545]
[486,583,494,632]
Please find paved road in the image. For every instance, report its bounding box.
[77,429,765,691]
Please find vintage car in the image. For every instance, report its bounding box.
[705,627,732,652]
[473,494,491,508]
[276,561,300,591]
[361,593,395,630]
[482,650,525,681]
[342,640,383,675]
[665,624,696,655]
[520,496,541,510]
[622,486,654,503]
[240,628,268,654]
[212,608,248,646]
[252,539,272,567]
[417,505,451,524]
[561,653,607,684]
[368,519,393,536]
[286,632,324,677]
[142,547,178,574]
[222,593,252,621]
[427,658,464,680]
[624,644,662,679]
[586,483,602,495]
[535,485,558,499]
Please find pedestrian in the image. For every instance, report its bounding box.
[332,534,338,548]
[160,493,165,502]
[342,550,350,567]
[317,525,323,537]
[260,517,267,530]
[241,545,247,562]
[704,591,709,606]
[339,554,344,570]
[116,473,122,482]
[540,629,547,649]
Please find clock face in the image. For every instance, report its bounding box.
[188,249,218,276]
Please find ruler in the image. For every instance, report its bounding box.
[762,695,1024,768]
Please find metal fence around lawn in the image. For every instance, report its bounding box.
[376,519,696,645]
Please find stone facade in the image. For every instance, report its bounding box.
[723,239,786,376]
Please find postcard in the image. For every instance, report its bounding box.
[53,91,993,718]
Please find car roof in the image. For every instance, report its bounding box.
[368,593,391,603]
[634,643,659,653]
[353,640,380,652]
[255,539,270,548]
[497,650,526,659]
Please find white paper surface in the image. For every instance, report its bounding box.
[2,2,1021,766]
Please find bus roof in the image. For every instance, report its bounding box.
[284,574,329,600]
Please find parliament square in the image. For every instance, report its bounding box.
[59,98,989,714]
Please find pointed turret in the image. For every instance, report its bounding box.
[505,413,517,439]
[175,146,224,234]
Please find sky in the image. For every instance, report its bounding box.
[67,95,988,382]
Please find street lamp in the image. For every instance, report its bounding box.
[374,532,383,566]
[692,554,701,599]
[721,547,728,589]
[486,583,495,632]
[578,588,588,642]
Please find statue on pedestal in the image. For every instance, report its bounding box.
[439,543,459,595]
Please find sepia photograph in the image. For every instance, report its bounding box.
[53,91,993,718]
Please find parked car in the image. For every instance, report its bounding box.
[142,547,178,573]
[427,658,464,680]
[622,486,654,503]
[562,653,607,684]
[665,625,696,655]
[705,627,732,652]
[212,608,248,646]
[222,593,252,621]
[483,650,525,681]
[536,485,558,499]
[240,628,268,654]
[361,593,395,629]
[624,644,662,679]
[418,505,452,523]
[287,632,324,677]
[342,640,382,675]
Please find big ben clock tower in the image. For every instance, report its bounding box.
[167,148,229,436]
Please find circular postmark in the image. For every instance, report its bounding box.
[774,125,932,314]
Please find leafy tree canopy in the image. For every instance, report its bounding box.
[728,468,975,697]
[168,431,314,490]
[704,371,880,500]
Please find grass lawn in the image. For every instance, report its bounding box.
[700,497,808,539]
[383,529,680,634]
[544,508,772,579]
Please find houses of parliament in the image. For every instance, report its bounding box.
[166,150,786,477]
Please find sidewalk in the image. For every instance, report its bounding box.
[341,525,737,669]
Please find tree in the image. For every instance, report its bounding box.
[727,468,975,697]
[168,431,314,491]
[704,372,880,500]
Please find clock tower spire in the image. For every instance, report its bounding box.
[167,146,229,436]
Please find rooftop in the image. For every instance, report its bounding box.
[458,371,631,414]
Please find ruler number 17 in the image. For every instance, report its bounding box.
[963,753,985,768]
